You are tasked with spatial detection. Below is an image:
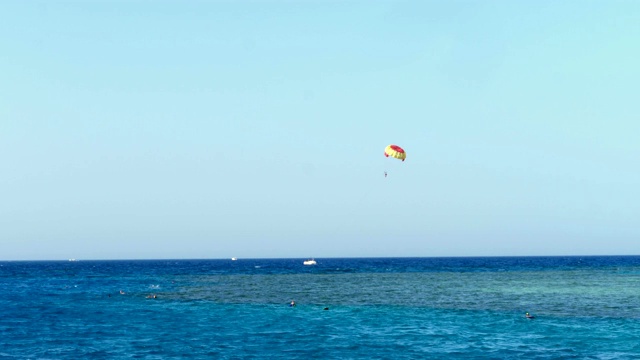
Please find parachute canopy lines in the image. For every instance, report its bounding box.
[384,144,406,162]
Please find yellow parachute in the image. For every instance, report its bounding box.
[384,144,406,161]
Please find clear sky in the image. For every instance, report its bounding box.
[1,1,639,260]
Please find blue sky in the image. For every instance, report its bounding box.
[1,1,639,260]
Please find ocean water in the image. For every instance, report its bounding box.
[1,257,640,359]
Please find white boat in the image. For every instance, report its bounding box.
[303,258,317,266]
[231,257,237,261]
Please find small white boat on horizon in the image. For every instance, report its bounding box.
[231,257,237,261]
[303,258,317,266]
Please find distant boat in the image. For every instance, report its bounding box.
[68,259,77,262]
[231,257,237,261]
[303,258,317,266]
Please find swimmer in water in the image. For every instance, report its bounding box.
[289,300,296,307]
[525,312,535,319]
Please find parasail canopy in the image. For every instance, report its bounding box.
[384,144,406,161]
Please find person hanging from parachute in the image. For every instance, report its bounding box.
[383,144,406,178]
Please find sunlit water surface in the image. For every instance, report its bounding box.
[2,257,639,359]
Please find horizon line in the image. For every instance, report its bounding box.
[2,254,639,262]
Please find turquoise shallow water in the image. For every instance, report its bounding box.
[1,257,640,359]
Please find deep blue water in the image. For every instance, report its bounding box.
[2,256,640,359]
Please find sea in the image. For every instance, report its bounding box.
[1,256,640,359]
